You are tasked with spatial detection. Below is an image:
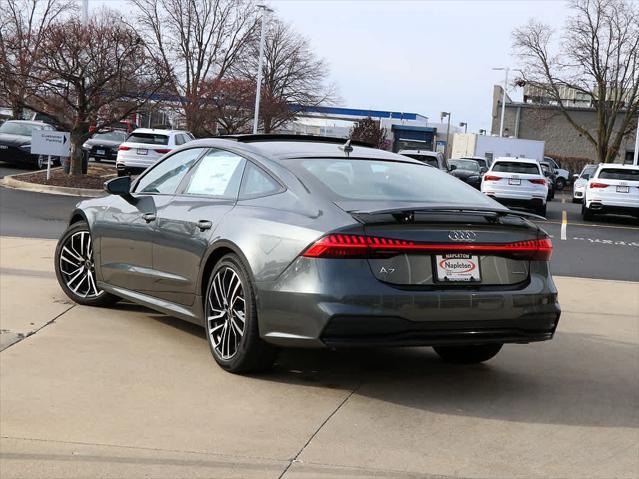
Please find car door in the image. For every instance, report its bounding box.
[151,149,247,306]
[97,148,204,292]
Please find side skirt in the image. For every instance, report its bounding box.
[97,282,204,326]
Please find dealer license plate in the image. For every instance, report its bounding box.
[509,177,521,185]
[96,149,105,156]
[616,185,629,193]
[137,148,148,155]
[435,254,481,282]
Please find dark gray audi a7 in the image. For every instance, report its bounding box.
[55,135,560,373]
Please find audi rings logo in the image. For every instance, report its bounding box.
[448,230,477,242]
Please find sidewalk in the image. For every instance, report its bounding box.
[1,236,638,478]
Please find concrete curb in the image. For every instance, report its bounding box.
[0,171,105,198]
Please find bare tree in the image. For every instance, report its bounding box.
[201,77,255,134]
[130,0,259,137]
[0,0,75,119]
[25,11,165,175]
[235,17,338,133]
[349,117,387,149]
[513,0,639,163]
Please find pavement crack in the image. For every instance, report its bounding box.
[278,384,360,479]
[0,304,75,352]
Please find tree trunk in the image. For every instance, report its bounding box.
[11,101,23,120]
[69,128,87,176]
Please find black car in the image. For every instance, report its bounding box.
[540,161,556,201]
[0,120,58,168]
[82,130,128,162]
[448,159,484,189]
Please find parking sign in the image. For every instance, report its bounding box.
[31,130,71,157]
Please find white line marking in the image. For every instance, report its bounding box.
[561,210,567,240]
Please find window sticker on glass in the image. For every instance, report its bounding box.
[186,151,245,198]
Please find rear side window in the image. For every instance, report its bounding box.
[580,166,596,179]
[127,133,169,145]
[492,161,541,175]
[184,150,246,199]
[598,168,639,181]
[404,154,438,168]
[240,162,282,198]
[287,158,496,206]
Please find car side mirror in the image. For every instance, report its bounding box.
[449,164,457,171]
[572,174,579,181]
[104,176,131,196]
[544,170,551,177]
[480,167,487,174]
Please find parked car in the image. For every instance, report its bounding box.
[82,129,128,163]
[572,164,597,203]
[460,156,491,170]
[116,128,194,176]
[398,149,451,172]
[543,156,570,190]
[89,120,138,135]
[0,120,58,169]
[539,160,557,201]
[448,158,484,189]
[582,164,639,221]
[54,135,560,374]
[481,157,549,216]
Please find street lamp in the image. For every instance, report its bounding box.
[492,67,510,137]
[253,4,273,134]
[441,111,451,158]
[459,122,468,133]
[82,0,88,24]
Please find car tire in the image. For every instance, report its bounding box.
[36,155,47,170]
[536,204,547,217]
[117,168,127,177]
[204,253,276,374]
[555,177,566,191]
[433,344,503,364]
[582,203,594,221]
[54,221,120,307]
[572,198,581,204]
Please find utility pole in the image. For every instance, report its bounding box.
[493,67,509,137]
[253,5,272,134]
[441,112,451,159]
[82,0,88,25]
[634,114,638,165]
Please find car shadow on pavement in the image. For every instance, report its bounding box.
[116,303,638,429]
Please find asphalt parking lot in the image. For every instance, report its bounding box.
[1,164,638,478]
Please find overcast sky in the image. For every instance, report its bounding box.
[94,0,570,132]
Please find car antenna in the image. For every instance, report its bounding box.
[339,139,353,157]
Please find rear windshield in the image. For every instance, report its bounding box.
[449,159,479,172]
[126,133,169,145]
[598,168,639,181]
[492,161,541,175]
[92,131,127,142]
[287,158,496,205]
[403,154,439,168]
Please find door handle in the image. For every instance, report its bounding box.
[197,220,213,231]
[142,213,156,223]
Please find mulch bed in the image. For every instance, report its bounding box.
[14,165,117,190]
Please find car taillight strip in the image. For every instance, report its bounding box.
[589,182,609,188]
[302,234,552,261]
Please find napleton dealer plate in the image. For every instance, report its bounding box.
[435,253,481,282]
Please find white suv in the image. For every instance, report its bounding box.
[116,128,194,176]
[481,157,548,216]
[582,164,639,221]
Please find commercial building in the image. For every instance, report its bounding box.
[490,85,637,163]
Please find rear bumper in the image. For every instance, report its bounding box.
[586,202,639,217]
[486,195,545,210]
[256,257,561,348]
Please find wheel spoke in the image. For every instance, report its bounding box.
[63,246,83,264]
[207,266,246,360]
[59,231,102,299]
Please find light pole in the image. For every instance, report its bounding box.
[459,122,467,133]
[253,4,273,134]
[634,114,638,165]
[441,111,451,158]
[493,67,510,137]
[82,0,88,25]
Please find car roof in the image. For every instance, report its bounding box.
[181,136,423,164]
[398,149,439,157]
[4,120,50,127]
[493,157,539,164]
[129,128,188,135]
[598,163,639,170]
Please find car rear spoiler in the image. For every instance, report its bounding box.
[346,206,546,222]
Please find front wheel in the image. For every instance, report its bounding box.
[204,254,276,374]
[54,221,119,307]
[433,344,503,364]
